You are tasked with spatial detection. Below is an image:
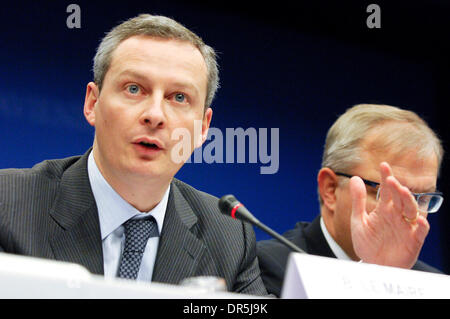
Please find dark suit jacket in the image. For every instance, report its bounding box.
[0,150,267,296]
[257,215,443,297]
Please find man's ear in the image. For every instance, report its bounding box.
[196,107,212,148]
[318,167,339,213]
[83,82,99,127]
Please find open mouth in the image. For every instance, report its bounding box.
[138,141,160,149]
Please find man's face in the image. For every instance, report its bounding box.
[84,35,212,184]
[332,142,439,259]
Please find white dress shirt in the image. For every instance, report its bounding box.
[87,152,169,281]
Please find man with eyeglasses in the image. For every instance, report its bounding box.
[257,103,445,297]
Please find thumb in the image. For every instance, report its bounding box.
[349,176,367,222]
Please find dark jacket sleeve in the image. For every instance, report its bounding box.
[412,259,444,274]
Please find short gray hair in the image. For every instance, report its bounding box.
[93,14,219,109]
[319,103,444,204]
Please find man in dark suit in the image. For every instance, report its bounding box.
[0,14,267,296]
[257,104,445,297]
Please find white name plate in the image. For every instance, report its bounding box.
[0,253,260,299]
[281,253,450,299]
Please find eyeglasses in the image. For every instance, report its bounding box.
[334,172,444,213]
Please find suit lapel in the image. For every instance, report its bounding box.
[303,215,336,258]
[48,151,104,275]
[151,182,208,285]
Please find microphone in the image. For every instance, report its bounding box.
[218,195,305,254]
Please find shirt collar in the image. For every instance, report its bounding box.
[87,151,169,240]
[319,216,353,261]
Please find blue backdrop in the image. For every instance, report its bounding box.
[1,0,449,273]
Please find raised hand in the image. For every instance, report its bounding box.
[350,162,429,268]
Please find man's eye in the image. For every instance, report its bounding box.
[127,84,140,94]
[174,93,186,103]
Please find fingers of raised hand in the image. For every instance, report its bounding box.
[378,162,418,224]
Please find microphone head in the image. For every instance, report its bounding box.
[218,194,260,225]
[218,194,239,215]
[218,194,305,254]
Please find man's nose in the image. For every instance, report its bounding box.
[139,93,166,128]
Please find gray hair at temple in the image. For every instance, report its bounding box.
[93,14,220,110]
[319,103,444,204]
